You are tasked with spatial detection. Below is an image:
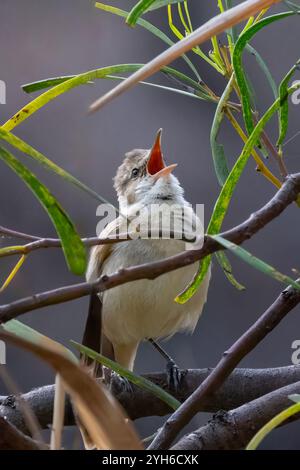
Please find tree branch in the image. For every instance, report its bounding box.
[0,173,299,324]
[1,366,300,435]
[172,380,300,450]
[0,415,47,450]
[149,283,300,449]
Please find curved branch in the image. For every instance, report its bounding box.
[0,173,299,324]
[0,415,47,450]
[1,366,300,435]
[172,380,300,450]
[149,283,300,449]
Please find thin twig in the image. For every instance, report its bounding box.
[50,374,65,450]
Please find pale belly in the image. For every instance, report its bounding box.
[101,239,211,345]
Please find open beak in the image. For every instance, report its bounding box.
[147,129,177,180]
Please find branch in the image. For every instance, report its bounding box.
[0,173,299,324]
[172,380,300,450]
[1,367,300,435]
[149,283,300,449]
[0,415,47,450]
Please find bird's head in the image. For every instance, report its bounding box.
[114,129,184,212]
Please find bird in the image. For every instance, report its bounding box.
[82,129,211,388]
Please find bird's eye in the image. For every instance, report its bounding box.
[131,168,139,178]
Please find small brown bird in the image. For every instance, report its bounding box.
[83,130,210,386]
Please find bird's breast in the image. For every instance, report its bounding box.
[100,239,210,344]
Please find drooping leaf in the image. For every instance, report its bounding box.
[246,44,277,99]
[94,2,200,81]
[0,329,142,450]
[126,0,157,26]
[71,341,181,411]
[212,234,300,290]
[246,402,300,450]
[0,146,86,275]
[210,74,234,186]
[277,59,300,150]
[215,251,245,291]
[0,128,107,204]
[233,12,294,136]
[148,0,187,11]
[176,83,300,303]
[4,64,207,133]
[2,319,77,362]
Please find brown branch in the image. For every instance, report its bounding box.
[0,173,299,324]
[0,416,47,450]
[149,283,300,449]
[1,367,300,435]
[172,380,300,450]
[0,230,196,258]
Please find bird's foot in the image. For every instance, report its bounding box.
[166,360,182,392]
[109,370,133,394]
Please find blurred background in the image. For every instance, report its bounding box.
[0,0,300,449]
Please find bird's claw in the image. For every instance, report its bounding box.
[109,370,133,394]
[166,360,182,392]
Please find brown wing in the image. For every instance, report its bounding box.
[81,217,124,374]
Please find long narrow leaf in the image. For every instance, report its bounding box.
[233,12,294,136]
[215,251,246,290]
[246,402,300,450]
[0,147,86,275]
[212,234,300,289]
[126,0,157,26]
[4,64,206,132]
[246,44,277,99]
[71,341,181,411]
[148,0,187,11]
[176,83,300,303]
[210,74,234,186]
[0,329,142,450]
[277,59,300,150]
[0,128,108,204]
[95,2,200,81]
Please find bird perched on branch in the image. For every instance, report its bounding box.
[83,129,210,389]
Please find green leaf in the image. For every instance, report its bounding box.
[212,234,300,290]
[246,44,277,99]
[5,64,207,132]
[246,402,300,450]
[0,146,86,275]
[0,128,107,204]
[233,12,294,136]
[215,251,245,291]
[3,319,77,362]
[176,83,300,303]
[94,2,201,82]
[23,73,210,102]
[277,59,300,150]
[148,0,187,11]
[71,341,181,411]
[224,0,238,44]
[210,74,234,186]
[22,76,93,94]
[126,0,157,26]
